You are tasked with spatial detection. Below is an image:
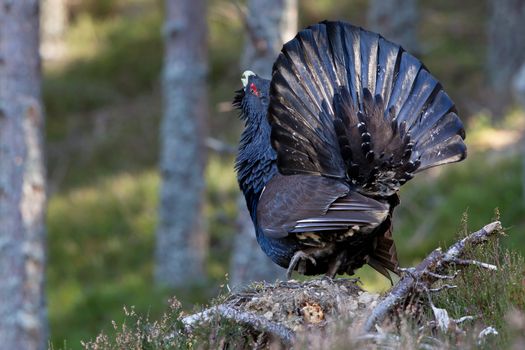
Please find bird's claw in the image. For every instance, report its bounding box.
[286,251,316,279]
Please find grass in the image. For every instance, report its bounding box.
[44,9,163,142]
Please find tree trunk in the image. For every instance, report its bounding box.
[40,0,68,60]
[155,0,208,287]
[230,0,297,287]
[0,1,48,349]
[230,198,284,287]
[487,0,525,115]
[512,63,525,204]
[240,0,298,78]
[367,0,419,54]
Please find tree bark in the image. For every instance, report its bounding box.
[487,0,525,115]
[240,0,298,78]
[367,0,420,54]
[155,0,208,287]
[0,1,48,349]
[230,0,297,287]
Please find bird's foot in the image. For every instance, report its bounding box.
[287,251,316,279]
[325,250,346,278]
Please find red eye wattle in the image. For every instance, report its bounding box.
[249,82,260,96]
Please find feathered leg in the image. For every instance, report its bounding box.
[286,251,316,279]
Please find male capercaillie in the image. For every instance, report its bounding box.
[235,21,466,280]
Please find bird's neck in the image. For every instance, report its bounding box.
[236,117,277,219]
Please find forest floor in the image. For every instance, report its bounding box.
[80,221,525,349]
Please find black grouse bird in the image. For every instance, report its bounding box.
[234,21,466,280]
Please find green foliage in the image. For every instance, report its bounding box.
[47,171,162,346]
[79,298,188,350]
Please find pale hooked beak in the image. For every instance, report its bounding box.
[241,70,256,87]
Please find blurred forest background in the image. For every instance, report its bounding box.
[2,0,525,348]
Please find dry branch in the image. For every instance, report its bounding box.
[182,305,295,345]
[362,221,502,333]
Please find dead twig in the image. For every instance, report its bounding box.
[362,221,502,333]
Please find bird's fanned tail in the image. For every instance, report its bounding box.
[268,21,467,198]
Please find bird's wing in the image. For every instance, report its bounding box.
[268,21,466,197]
[256,174,389,238]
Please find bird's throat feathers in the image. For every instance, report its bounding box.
[235,102,277,216]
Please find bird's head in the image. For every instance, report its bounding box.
[233,71,271,121]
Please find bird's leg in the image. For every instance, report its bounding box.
[325,250,346,278]
[287,250,316,279]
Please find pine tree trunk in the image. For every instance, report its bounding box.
[240,0,298,78]
[367,0,419,54]
[0,1,48,348]
[487,0,525,115]
[230,0,297,287]
[512,63,525,204]
[155,0,208,287]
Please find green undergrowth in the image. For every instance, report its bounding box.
[44,8,163,142]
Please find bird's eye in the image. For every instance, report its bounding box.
[250,82,260,97]
[261,96,268,104]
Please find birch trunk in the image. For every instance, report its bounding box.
[0,0,48,348]
[230,0,297,286]
[155,0,209,287]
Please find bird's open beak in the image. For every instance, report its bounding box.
[241,70,256,87]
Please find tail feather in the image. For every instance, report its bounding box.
[375,37,402,109]
[369,223,399,281]
[268,21,466,196]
